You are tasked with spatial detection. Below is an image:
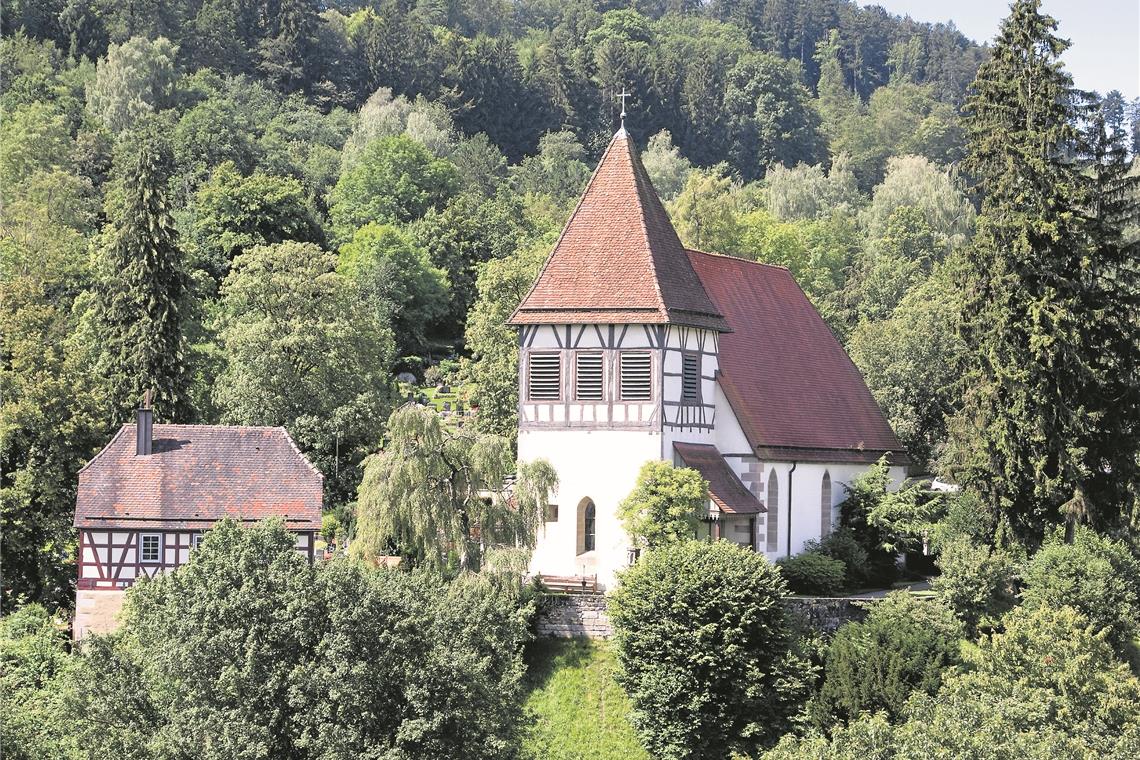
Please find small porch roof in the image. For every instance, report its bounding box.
[673,442,765,515]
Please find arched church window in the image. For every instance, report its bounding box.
[821,471,832,538]
[766,471,779,552]
[577,498,596,554]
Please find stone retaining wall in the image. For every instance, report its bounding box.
[784,597,875,633]
[533,593,879,639]
[534,594,612,638]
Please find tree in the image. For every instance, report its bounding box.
[328,135,459,243]
[213,241,395,505]
[670,167,743,253]
[931,537,1017,635]
[724,51,826,177]
[618,461,707,550]
[91,121,192,422]
[811,591,962,727]
[837,458,931,584]
[509,130,592,212]
[766,605,1140,759]
[1021,525,1140,653]
[85,35,177,134]
[462,238,551,438]
[353,405,557,572]
[609,540,815,759]
[0,604,75,759]
[950,0,1140,541]
[764,157,861,222]
[63,519,535,759]
[862,155,974,251]
[337,222,449,358]
[848,262,967,469]
[640,129,693,202]
[184,163,325,285]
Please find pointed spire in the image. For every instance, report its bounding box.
[509,131,727,331]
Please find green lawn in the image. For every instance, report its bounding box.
[521,638,648,760]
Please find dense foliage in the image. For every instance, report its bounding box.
[766,605,1140,759]
[21,520,534,759]
[809,592,962,727]
[609,540,815,759]
[776,550,845,596]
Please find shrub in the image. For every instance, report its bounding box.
[810,592,962,726]
[1021,526,1140,653]
[0,605,74,759]
[777,551,846,596]
[931,537,1016,635]
[804,529,870,590]
[609,540,815,759]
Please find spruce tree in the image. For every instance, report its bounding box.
[93,120,191,422]
[951,0,1140,541]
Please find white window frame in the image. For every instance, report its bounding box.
[140,533,162,564]
[192,533,205,550]
[618,351,653,401]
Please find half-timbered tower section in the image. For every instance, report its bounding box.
[510,127,909,590]
[72,411,322,638]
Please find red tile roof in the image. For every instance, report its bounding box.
[674,442,764,515]
[686,250,909,466]
[74,425,323,530]
[509,129,728,332]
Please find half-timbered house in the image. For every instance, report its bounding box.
[72,404,323,638]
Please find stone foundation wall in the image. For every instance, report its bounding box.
[784,597,875,633]
[73,589,127,640]
[534,593,612,638]
[533,593,878,639]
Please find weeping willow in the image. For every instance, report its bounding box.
[354,405,558,572]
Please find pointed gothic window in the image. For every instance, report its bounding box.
[528,353,561,400]
[619,352,652,400]
[821,471,833,538]
[575,353,603,400]
[682,352,700,402]
[766,472,779,552]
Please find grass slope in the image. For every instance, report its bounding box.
[522,638,648,760]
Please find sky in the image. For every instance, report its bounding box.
[869,0,1140,100]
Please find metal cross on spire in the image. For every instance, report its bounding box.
[616,87,632,130]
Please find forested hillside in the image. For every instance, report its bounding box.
[2,0,1138,609]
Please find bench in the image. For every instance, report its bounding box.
[535,574,598,594]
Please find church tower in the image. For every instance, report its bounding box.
[509,128,730,589]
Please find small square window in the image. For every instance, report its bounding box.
[544,503,559,522]
[140,533,161,563]
[192,534,205,549]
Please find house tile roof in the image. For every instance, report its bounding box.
[686,250,909,466]
[674,442,764,515]
[509,129,728,332]
[75,425,323,531]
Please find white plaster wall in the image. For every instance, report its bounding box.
[762,462,907,559]
[521,428,663,590]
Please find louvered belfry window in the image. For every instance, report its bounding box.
[528,353,561,400]
[575,353,604,400]
[682,353,700,402]
[620,352,652,400]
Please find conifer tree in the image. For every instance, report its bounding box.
[93,121,191,422]
[951,0,1140,541]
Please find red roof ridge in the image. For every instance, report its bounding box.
[684,247,791,273]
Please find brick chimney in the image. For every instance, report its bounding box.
[136,389,153,456]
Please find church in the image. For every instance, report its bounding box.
[510,126,908,590]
